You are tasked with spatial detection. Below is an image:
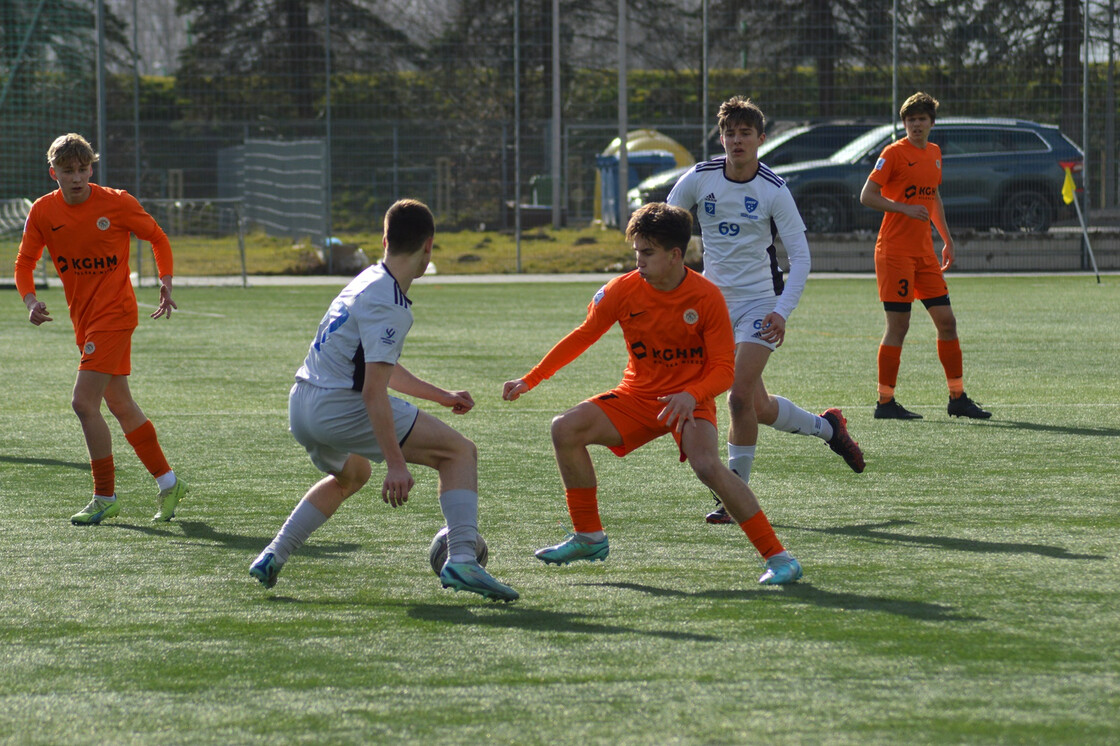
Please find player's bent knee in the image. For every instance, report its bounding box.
[688,457,723,488]
[449,432,477,464]
[71,396,101,421]
[727,389,756,419]
[335,456,372,496]
[550,412,579,446]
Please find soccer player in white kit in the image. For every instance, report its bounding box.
[250,199,518,601]
[668,97,865,523]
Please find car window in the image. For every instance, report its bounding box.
[932,128,1049,156]
[832,126,899,163]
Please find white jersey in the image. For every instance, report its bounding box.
[667,156,810,319]
[295,263,413,391]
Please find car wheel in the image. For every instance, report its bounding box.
[799,193,848,233]
[999,190,1053,233]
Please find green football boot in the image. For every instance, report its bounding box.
[535,533,610,565]
[70,497,120,525]
[152,478,189,522]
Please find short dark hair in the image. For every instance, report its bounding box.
[383,199,435,255]
[625,202,692,254]
[718,96,766,135]
[900,92,939,123]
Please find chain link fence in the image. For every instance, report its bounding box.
[2,1,1117,273]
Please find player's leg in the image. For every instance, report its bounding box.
[69,369,120,524]
[681,419,801,584]
[251,383,377,588]
[925,300,991,419]
[400,409,481,561]
[755,372,865,474]
[251,453,372,589]
[726,340,770,481]
[103,375,187,521]
[535,401,622,565]
[400,411,518,601]
[875,253,923,419]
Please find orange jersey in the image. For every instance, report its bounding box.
[14,184,172,343]
[522,268,735,405]
[868,138,943,257]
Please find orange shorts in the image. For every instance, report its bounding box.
[875,251,948,304]
[589,387,718,462]
[78,329,133,376]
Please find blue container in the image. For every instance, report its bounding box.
[596,151,677,228]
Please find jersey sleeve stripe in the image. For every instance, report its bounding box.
[757,163,786,188]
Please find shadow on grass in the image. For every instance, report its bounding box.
[585,581,981,622]
[405,602,720,641]
[0,454,88,470]
[107,520,362,558]
[783,519,1106,560]
[917,418,1120,438]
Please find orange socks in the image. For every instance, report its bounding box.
[877,344,902,403]
[124,420,172,479]
[565,487,603,534]
[937,338,965,397]
[739,511,784,559]
[91,455,115,497]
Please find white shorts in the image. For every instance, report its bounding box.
[288,381,420,474]
[725,295,779,349]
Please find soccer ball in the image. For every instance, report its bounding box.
[428,526,489,575]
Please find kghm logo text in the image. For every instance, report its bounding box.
[56,254,118,275]
[630,340,705,364]
[904,185,936,200]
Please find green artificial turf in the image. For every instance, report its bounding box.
[1,275,1117,744]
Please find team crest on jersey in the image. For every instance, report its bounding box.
[96,217,110,231]
[83,341,96,355]
[380,327,397,346]
[703,192,717,216]
[683,308,698,325]
[744,197,758,213]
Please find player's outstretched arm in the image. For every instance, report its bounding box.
[388,363,474,414]
[502,379,530,401]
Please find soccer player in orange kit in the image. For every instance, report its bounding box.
[502,202,802,585]
[859,92,991,420]
[14,133,189,525]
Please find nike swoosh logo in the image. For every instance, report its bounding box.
[51,225,64,231]
[907,161,917,167]
[629,311,646,317]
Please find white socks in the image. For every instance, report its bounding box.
[728,443,756,483]
[155,470,177,491]
[770,396,832,441]
[266,499,328,564]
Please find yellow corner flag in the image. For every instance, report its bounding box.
[1061,166,1076,205]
